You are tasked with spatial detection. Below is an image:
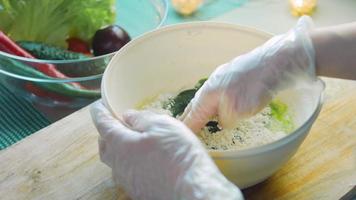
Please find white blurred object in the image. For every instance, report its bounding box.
[171,0,203,15]
[215,0,356,34]
[289,0,318,16]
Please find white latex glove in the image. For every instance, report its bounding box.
[91,101,243,200]
[181,16,316,132]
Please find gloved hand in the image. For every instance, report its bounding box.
[91,101,243,200]
[181,16,316,133]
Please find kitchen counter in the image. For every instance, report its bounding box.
[0,78,355,200]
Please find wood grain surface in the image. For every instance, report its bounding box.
[0,77,355,200]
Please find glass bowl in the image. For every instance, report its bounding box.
[102,22,324,188]
[0,0,168,121]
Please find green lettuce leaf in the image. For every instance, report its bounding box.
[0,0,115,47]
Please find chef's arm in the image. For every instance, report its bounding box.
[312,22,356,80]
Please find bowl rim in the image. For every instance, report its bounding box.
[0,0,168,83]
[102,21,325,159]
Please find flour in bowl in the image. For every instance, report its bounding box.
[138,92,294,151]
[198,107,287,150]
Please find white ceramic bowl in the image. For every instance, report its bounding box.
[102,22,324,188]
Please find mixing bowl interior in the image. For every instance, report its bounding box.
[103,22,273,114]
[103,21,324,152]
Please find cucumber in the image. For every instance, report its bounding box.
[17,41,88,60]
[17,41,107,77]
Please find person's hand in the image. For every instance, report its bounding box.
[91,101,243,200]
[181,16,316,133]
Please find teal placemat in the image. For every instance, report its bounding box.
[0,84,50,150]
[0,0,247,150]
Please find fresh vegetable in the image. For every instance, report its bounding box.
[0,31,78,81]
[0,31,36,59]
[194,78,208,89]
[0,57,100,98]
[16,41,107,77]
[0,0,116,47]
[66,37,91,55]
[17,41,88,60]
[269,100,294,133]
[168,89,196,117]
[163,78,221,132]
[25,83,72,102]
[270,100,288,121]
[58,58,108,77]
[92,25,131,56]
[164,78,207,117]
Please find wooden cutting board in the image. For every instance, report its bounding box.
[0,77,355,200]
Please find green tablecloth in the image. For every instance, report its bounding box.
[0,0,246,150]
[0,84,50,149]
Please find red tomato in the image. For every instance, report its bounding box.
[66,37,91,55]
